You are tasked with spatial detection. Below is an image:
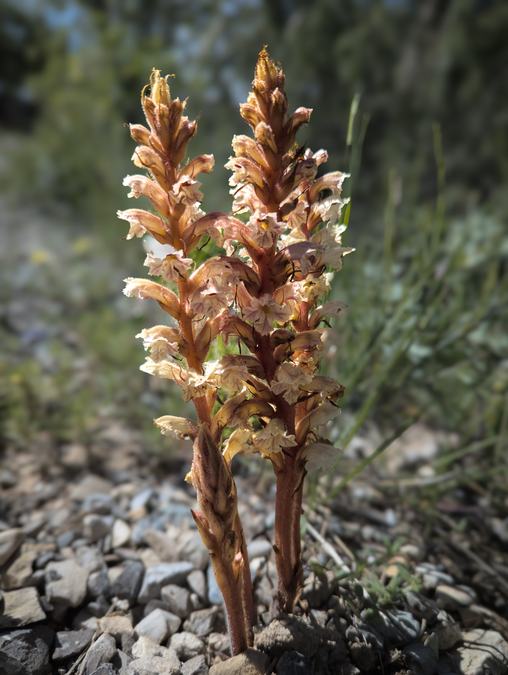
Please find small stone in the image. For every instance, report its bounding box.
[0,625,54,675]
[161,584,192,618]
[88,568,110,598]
[76,545,105,573]
[206,566,222,605]
[131,636,177,661]
[435,618,462,650]
[255,617,321,658]
[130,487,155,513]
[169,631,205,661]
[0,587,46,628]
[128,655,180,674]
[403,643,438,675]
[247,538,272,559]
[138,562,194,603]
[209,649,268,675]
[135,609,181,643]
[98,614,134,639]
[88,665,116,675]
[207,632,230,656]
[276,651,311,674]
[2,545,38,589]
[83,514,113,542]
[45,559,89,608]
[112,520,131,548]
[82,493,115,515]
[187,570,207,601]
[184,608,222,638]
[81,633,116,675]
[111,561,144,604]
[458,629,508,675]
[0,528,23,566]
[435,584,475,610]
[52,628,94,662]
[70,475,113,501]
[182,653,208,675]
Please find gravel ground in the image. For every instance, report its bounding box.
[1,430,507,675]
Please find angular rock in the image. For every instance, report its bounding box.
[187,570,207,602]
[0,587,46,628]
[112,520,131,548]
[255,617,321,658]
[111,560,144,604]
[458,629,508,675]
[0,625,54,675]
[83,515,113,542]
[276,651,311,674]
[52,628,94,662]
[435,584,476,610]
[131,636,177,661]
[0,528,23,566]
[2,545,38,590]
[403,643,438,675]
[45,559,89,608]
[182,653,208,675]
[247,539,272,559]
[169,631,205,661]
[184,608,222,638]
[88,568,110,599]
[98,614,134,639]
[209,649,268,675]
[206,566,222,605]
[128,655,180,674]
[135,609,180,644]
[138,562,194,603]
[81,633,116,675]
[161,584,192,618]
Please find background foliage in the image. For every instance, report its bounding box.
[1,0,506,486]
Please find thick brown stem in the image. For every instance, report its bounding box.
[274,456,305,612]
[209,554,249,654]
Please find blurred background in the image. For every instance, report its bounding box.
[1,0,507,490]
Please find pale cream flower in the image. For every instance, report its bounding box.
[271,362,313,404]
[144,250,193,281]
[140,358,217,400]
[293,273,333,303]
[215,358,251,394]
[154,415,197,439]
[252,419,297,457]
[136,326,180,361]
[117,208,166,240]
[222,428,254,463]
[122,174,169,214]
[242,294,293,335]
[248,211,284,249]
[172,174,203,205]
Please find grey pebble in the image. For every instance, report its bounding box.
[182,653,208,675]
[184,607,223,638]
[52,628,94,662]
[111,560,144,604]
[138,562,194,603]
[0,625,54,675]
[206,566,222,605]
[135,609,181,644]
[82,633,117,675]
[161,584,192,618]
[170,631,205,661]
[0,587,46,628]
[45,559,89,609]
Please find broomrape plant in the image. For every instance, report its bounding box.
[119,49,353,655]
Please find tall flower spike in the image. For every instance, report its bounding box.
[120,70,253,654]
[224,48,352,611]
